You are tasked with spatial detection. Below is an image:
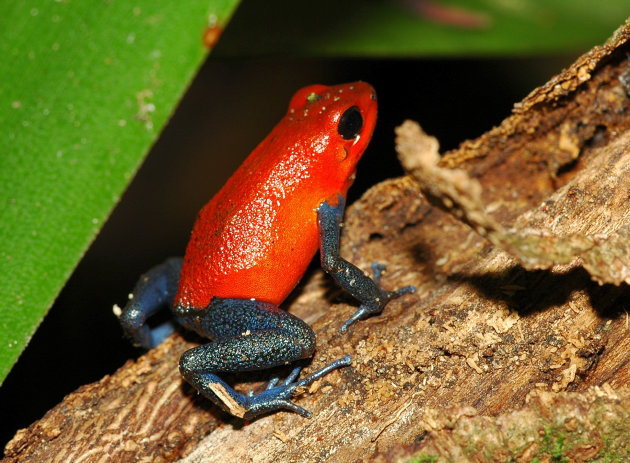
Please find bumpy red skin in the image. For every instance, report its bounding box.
[175,82,377,309]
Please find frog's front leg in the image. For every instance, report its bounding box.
[175,298,351,420]
[317,194,415,332]
[118,257,183,348]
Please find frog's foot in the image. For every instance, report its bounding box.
[341,263,415,332]
[183,355,352,420]
[243,355,352,418]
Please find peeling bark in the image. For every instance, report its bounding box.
[396,119,630,285]
[5,19,630,463]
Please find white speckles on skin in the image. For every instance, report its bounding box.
[217,197,278,273]
[269,152,311,191]
[312,134,329,155]
[126,33,136,44]
[11,101,21,109]
[276,182,286,199]
[209,150,314,275]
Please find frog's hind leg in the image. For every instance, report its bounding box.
[175,297,351,420]
[118,257,183,348]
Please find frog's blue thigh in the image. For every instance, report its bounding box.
[175,298,350,419]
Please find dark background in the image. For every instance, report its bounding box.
[0,46,574,451]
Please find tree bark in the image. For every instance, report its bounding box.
[5,19,630,463]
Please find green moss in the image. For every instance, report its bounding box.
[408,454,439,463]
[406,394,630,463]
[596,433,630,462]
[541,426,570,462]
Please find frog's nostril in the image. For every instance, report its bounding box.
[370,91,377,101]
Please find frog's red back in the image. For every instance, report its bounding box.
[175,82,377,309]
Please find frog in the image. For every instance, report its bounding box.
[118,82,415,420]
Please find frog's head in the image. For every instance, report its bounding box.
[286,81,378,193]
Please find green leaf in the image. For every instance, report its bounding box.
[0,0,240,385]
[214,0,629,57]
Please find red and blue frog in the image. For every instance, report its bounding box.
[118,82,414,420]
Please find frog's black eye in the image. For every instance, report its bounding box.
[338,106,363,140]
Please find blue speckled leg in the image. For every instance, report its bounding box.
[175,298,351,419]
[118,257,182,348]
[317,195,416,332]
